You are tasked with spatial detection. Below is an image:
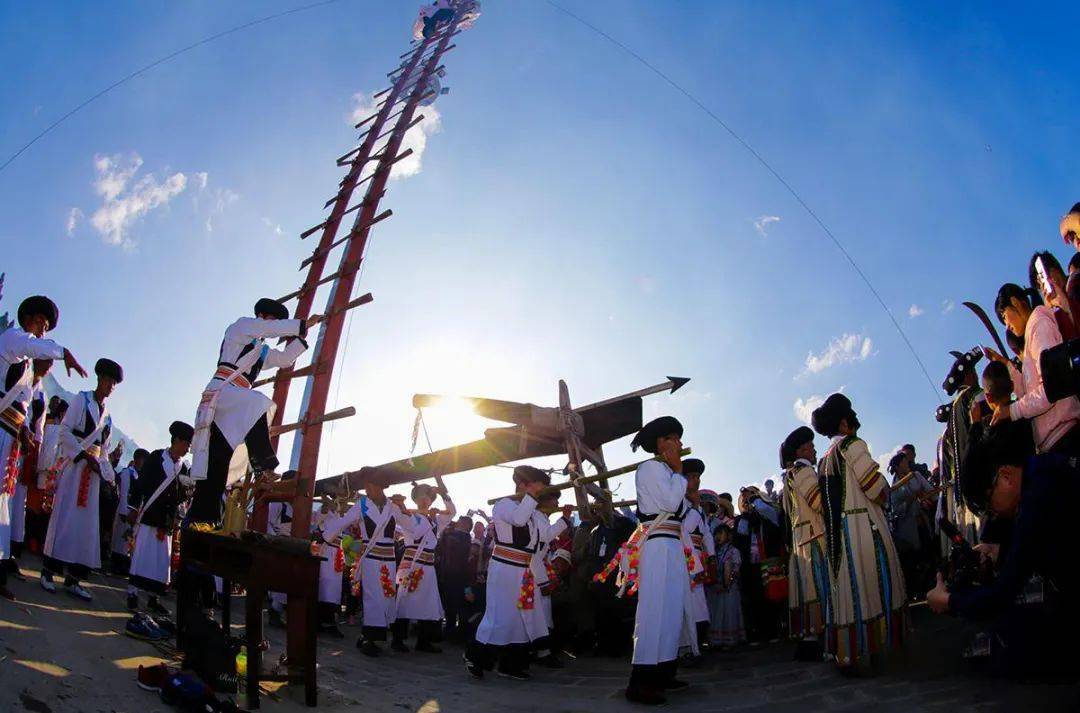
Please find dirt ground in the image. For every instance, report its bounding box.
[1,553,1078,713]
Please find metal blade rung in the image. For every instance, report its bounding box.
[372,86,391,99]
[279,260,363,302]
[299,209,393,269]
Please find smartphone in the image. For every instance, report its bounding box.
[1036,256,1055,298]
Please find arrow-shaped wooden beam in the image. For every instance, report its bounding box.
[576,376,690,413]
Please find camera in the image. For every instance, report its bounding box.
[1041,338,1080,403]
[939,519,993,591]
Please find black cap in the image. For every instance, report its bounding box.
[169,420,194,442]
[960,420,1033,515]
[254,297,289,320]
[780,426,815,468]
[630,416,683,454]
[133,448,150,461]
[811,393,853,438]
[18,296,59,330]
[943,348,982,396]
[95,358,123,383]
[512,465,551,486]
[682,458,705,476]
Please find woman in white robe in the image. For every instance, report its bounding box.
[393,484,455,652]
[43,358,122,601]
[188,298,308,525]
[626,416,692,706]
[465,466,551,680]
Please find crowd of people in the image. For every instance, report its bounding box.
[2,199,1079,709]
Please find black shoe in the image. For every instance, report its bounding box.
[414,641,442,653]
[358,639,381,657]
[320,624,345,639]
[664,679,689,691]
[390,639,410,653]
[0,585,16,601]
[625,686,666,705]
[536,654,564,669]
[464,655,484,679]
[127,593,139,611]
[496,669,531,681]
[147,596,169,617]
[9,564,25,581]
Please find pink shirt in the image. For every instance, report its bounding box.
[1008,305,1080,451]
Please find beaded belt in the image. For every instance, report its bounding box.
[213,366,251,389]
[646,522,683,540]
[403,545,436,566]
[492,544,533,567]
[365,543,397,562]
[0,406,25,438]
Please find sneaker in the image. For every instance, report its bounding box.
[137,663,169,692]
[9,564,26,581]
[66,582,92,602]
[149,614,176,636]
[40,573,56,594]
[159,671,212,708]
[496,668,531,681]
[126,615,166,641]
[127,593,139,611]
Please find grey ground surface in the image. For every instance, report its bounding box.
[1,553,1077,713]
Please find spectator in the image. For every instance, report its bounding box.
[987,282,1080,454]
[1028,250,1079,339]
[436,515,474,641]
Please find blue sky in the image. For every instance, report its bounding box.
[2,1,1078,511]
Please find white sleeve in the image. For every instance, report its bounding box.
[321,499,362,542]
[233,317,305,341]
[394,505,418,534]
[10,331,65,361]
[494,495,538,526]
[263,336,308,369]
[549,515,570,539]
[638,460,687,512]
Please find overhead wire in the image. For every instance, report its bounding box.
[543,0,942,403]
[0,0,344,176]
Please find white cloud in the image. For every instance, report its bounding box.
[753,215,780,238]
[262,217,284,237]
[908,304,925,318]
[65,208,83,237]
[205,187,240,233]
[793,394,825,424]
[87,152,187,248]
[942,299,955,313]
[801,333,873,375]
[195,172,209,190]
[349,91,441,180]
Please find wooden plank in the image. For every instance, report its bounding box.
[270,406,356,437]
[251,361,324,388]
[279,260,362,302]
[299,209,392,269]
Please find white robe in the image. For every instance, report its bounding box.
[533,514,570,632]
[322,496,413,631]
[190,317,307,486]
[396,502,456,622]
[43,391,115,570]
[682,504,713,625]
[0,329,64,560]
[129,453,183,589]
[632,460,692,665]
[38,421,62,489]
[311,508,344,606]
[11,387,46,546]
[475,495,549,646]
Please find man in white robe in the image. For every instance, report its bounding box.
[110,448,147,575]
[7,360,50,579]
[626,416,692,705]
[43,358,121,601]
[0,296,86,601]
[392,483,456,653]
[317,468,414,656]
[127,422,191,615]
[187,298,308,525]
[680,458,714,657]
[465,466,551,681]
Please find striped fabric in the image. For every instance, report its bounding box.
[646,521,682,540]
[213,366,251,389]
[491,543,532,567]
[402,545,436,566]
[365,543,396,562]
[0,405,26,438]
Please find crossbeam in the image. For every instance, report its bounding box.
[270,406,356,437]
[322,149,413,208]
[278,260,362,302]
[252,360,327,389]
[299,210,392,268]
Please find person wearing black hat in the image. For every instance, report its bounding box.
[317,467,414,657]
[811,393,906,670]
[465,465,551,681]
[622,416,691,705]
[5,359,52,582]
[41,358,123,601]
[392,482,458,653]
[680,458,713,656]
[0,297,87,600]
[780,426,828,653]
[108,448,149,576]
[187,298,311,525]
[927,428,1078,680]
[125,421,192,615]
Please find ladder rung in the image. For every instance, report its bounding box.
[270,406,356,437]
[299,209,393,269]
[354,103,407,131]
[372,86,391,100]
[251,360,326,388]
[279,260,361,302]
